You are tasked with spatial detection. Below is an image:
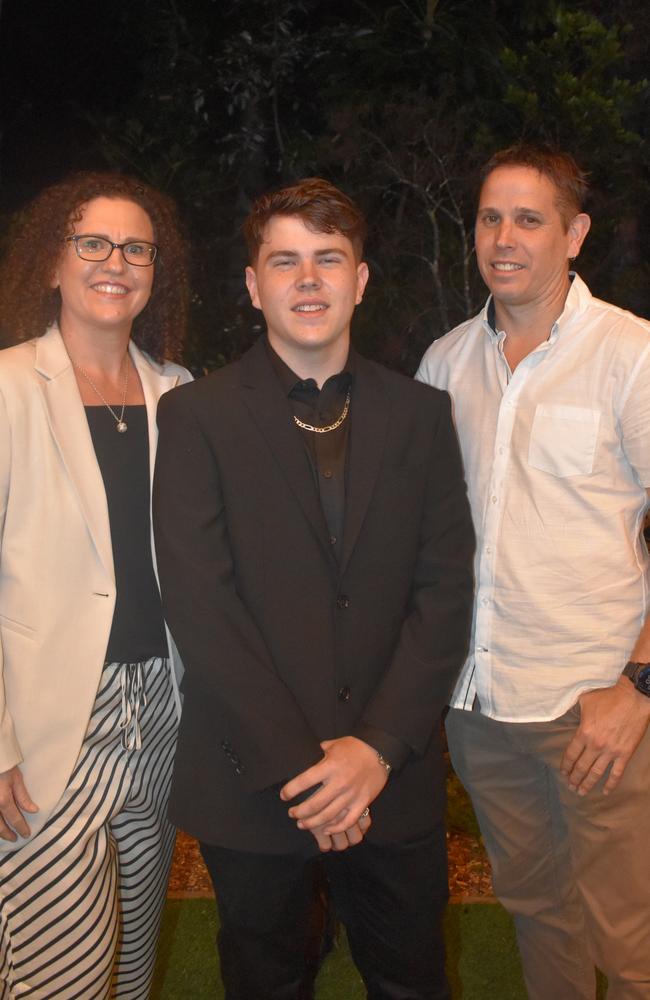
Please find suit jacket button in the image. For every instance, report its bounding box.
[338,686,351,702]
[336,595,350,609]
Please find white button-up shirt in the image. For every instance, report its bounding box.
[416,275,650,721]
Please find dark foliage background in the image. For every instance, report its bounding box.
[1,0,648,374]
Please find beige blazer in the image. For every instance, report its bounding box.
[0,325,192,849]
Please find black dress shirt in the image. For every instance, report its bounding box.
[267,342,409,771]
[267,343,352,560]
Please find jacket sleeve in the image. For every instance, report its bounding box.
[153,386,323,793]
[0,388,24,772]
[355,389,475,755]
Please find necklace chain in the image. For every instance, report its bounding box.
[293,389,351,434]
[73,354,130,433]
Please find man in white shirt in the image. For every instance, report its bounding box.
[417,145,650,1000]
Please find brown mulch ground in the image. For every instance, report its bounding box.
[167,830,493,901]
[446,830,493,900]
[168,832,212,897]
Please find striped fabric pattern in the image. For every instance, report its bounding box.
[0,657,178,999]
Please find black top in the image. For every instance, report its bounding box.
[85,405,168,662]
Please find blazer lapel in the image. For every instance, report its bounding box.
[239,340,333,559]
[340,357,390,574]
[35,326,114,579]
[130,342,186,698]
[129,341,181,493]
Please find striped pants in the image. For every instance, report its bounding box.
[0,657,178,999]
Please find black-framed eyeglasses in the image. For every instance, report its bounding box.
[65,234,158,266]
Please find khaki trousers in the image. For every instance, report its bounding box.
[446,703,650,1000]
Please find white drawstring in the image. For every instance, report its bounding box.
[119,662,148,750]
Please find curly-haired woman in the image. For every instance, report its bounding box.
[0,173,192,998]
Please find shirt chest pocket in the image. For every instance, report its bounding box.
[528,404,601,478]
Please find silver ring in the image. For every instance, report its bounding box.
[360,807,370,819]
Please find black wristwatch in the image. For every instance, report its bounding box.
[622,661,650,698]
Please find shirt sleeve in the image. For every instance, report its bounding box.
[619,343,650,487]
[414,346,436,386]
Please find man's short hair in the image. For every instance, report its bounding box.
[479,144,589,231]
[243,177,367,263]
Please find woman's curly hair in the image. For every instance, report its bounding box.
[0,172,189,363]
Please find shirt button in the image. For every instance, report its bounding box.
[485,546,492,554]
[338,686,351,701]
[336,594,350,609]
[491,495,498,504]
[498,446,505,455]
[481,597,489,606]
[323,469,333,479]
[329,535,337,546]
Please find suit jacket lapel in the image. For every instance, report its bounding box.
[239,339,333,559]
[35,326,114,579]
[340,356,389,574]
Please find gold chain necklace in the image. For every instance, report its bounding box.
[293,389,351,434]
[73,354,130,433]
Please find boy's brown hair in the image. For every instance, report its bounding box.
[244,177,367,263]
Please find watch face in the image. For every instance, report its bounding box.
[638,666,650,695]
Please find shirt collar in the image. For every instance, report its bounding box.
[481,271,590,346]
[265,339,355,397]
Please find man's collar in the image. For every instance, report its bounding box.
[486,297,497,334]
[265,339,355,396]
[482,272,587,341]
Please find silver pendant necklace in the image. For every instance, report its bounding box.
[73,354,130,433]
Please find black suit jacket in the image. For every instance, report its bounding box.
[153,338,474,854]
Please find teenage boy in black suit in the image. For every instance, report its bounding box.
[153,178,474,1000]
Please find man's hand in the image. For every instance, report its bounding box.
[560,678,650,796]
[0,766,38,841]
[309,810,372,853]
[280,736,388,834]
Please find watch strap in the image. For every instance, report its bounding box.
[623,660,650,697]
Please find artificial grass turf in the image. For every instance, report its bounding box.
[152,899,530,999]
[153,769,608,998]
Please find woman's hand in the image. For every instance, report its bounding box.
[0,766,38,841]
